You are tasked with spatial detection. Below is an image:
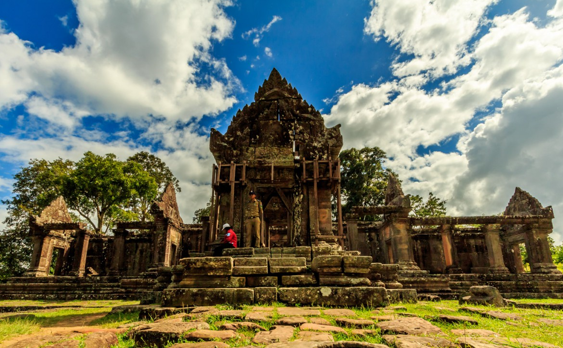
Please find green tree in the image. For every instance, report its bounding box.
[410,192,447,217]
[127,151,180,221]
[61,152,158,233]
[0,158,74,279]
[339,147,394,219]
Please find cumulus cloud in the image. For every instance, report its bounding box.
[242,15,282,47]
[0,0,239,124]
[0,0,243,223]
[327,2,563,241]
[365,0,497,78]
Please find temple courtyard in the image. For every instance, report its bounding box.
[0,299,562,348]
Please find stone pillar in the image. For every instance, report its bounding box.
[109,229,128,276]
[391,216,419,270]
[153,218,168,268]
[511,244,525,274]
[24,234,52,277]
[483,224,510,274]
[525,223,561,274]
[346,218,359,251]
[70,229,91,277]
[441,225,462,273]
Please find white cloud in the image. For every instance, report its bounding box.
[365,0,497,78]
[242,15,282,47]
[0,0,239,125]
[264,47,272,57]
[239,55,247,61]
[549,0,563,17]
[58,15,68,27]
[327,2,563,242]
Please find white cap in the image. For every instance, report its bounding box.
[222,223,231,230]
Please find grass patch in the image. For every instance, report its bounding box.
[32,307,112,327]
[0,317,40,343]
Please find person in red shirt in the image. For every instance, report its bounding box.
[213,223,237,256]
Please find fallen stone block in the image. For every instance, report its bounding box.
[300,323,346,334]
[180,257,233,276]
[435,315,478,325]
[382,335,456,348]
[376,317,443,335]
[309,318,331,325]
[270,258,307,274]
[296,331,334,342]
[221,322,266,331]
[246,311,274,322]
[459,285,505,307]
[169,343,230,348]
[184,330,237,341]
[217,310,245,319]
[278,287,387,307]
[323,308,356,317]
[276,316,308,326]
[386,289,418,304]
[350,329,378,337]
[450,329,500,337]
[253,325,294,345]
[278,307,321,316]
[161,288,254,307]
[282,274,318,286]
[132,321,209,348]
[178,276,245,288]
[247,276,278,287]
[335,318,374,328]
[83,332,119,348]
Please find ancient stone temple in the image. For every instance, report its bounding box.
[208,68,344,247]
[2,68,563,303]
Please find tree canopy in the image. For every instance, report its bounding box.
[0,151,178,279]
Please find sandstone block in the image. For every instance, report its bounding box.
[234,257,268,267]
[278,307,321,316]
[309,318,331,325]
[184,330,237,341]
[311,255,342,274]
[459,285,505,307]
[300,323,346,334]
[178,276,245,288]
[343,256,372,274]
[169,343,230,348]
[180,257,233,276]
[162,288,254,307]
[245,311,274,322]
[278,287,387,307]
[276,316,307,326]
[436,315,478,325]
[335,318,374,328]
[223,247,254,256]
[382,335,455,348]
[386,289,418,304]
[247,276,278,287]
[376,317,443,335]
[83,332,119,348]
[253,325,294,344]
[318,275,371,286]
[282,275,318,286]
[255,247,271,255]
[312,245,333,258]
[255,287,277,303]
[270,258,307,274]
[233,266,269,275]
[221,322,266,331]
[296,331,334,342]
[133,321,210,348]
[323,308,356,317]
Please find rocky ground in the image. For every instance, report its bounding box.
[0,299,562,348]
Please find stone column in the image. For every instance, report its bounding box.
[391,216,419,270]
[441,225,462,273]
[70,229,91,277]
[24,234,51,277]
[152,218,168,268]
[483,224,509,274]
[109,229,128,276]
[511,244,525,274]
[346,218,358,251]
[525,223,561,274]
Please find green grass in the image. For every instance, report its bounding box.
[90,311,141,328]
[0,317,40,343]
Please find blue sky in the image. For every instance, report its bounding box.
[1,0,563,241]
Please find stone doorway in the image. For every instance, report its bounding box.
[49,247,65,276]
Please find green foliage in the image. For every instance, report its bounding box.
[193,200,211,223]
[338,147,394,220]
[61,152,158,233]
[128,151,181,222]
[410,192,447,217]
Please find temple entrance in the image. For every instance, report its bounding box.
[262,193,292,247]
[49,247,65,276]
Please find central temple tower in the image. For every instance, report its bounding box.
[209,68,344,247]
